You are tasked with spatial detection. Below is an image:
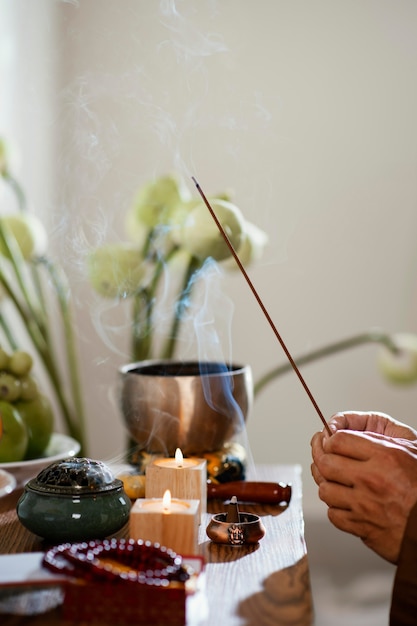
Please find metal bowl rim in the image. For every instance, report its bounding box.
[119,359,251,378]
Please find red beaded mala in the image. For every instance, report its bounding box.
[43,538,190,585]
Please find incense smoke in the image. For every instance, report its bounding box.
[49,0,268,463]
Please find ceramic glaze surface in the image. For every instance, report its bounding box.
[32,457,116,493]
[16,457,131,542]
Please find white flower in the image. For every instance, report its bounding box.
[377,333,417,385]
[0,213,48,260]
[176,199,245,262]
[88,243,146,298]
[222,220,268,269]
[127,175,190,229]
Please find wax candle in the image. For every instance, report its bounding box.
[130,490,200,556]
[145,448,207,518]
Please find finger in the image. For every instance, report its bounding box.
[318,480,353,509]
[329,411,416,439]
[353,431,415,448]
[332,430,417,456]
[310,462,324,486]
[310,428,330,449]
[310,431,322,448]
[328,506,384,540]
[329,412,364,431]
[327,507,367,539]
[314,450,358,486]
[327,509,400,563]
[324,430,383,461]
[310,431,326,465]
[329,411,387,433]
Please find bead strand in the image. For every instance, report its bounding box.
[43,539,189,584]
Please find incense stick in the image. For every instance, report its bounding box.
[192,176,331,436]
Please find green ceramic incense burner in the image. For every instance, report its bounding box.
[17,457,131,542]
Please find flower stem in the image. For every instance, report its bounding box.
[161,255,200,359]
[3,173,26,212]
[39,257,88,452]
[0,172,88,453]
[0,227,48,340]
[2,172,51,342]
[0,313,18,350]
[254,328,399,397]
[132,289,153,361]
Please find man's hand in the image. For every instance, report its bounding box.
[328,411,417,442]
[310,412,417,563]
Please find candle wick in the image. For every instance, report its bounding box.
[192,175,331,437]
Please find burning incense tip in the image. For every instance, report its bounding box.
[226,495,240,523]
[192,175,332,437]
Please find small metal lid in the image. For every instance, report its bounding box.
[27,457,122,495]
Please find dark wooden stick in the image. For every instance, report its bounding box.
[207,481,292,504]
[192,176,331,436]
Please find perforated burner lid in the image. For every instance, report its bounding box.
[27,457,121,495]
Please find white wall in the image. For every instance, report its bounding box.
[2,0,417,516]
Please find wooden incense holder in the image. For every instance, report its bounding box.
[207,481,292,505]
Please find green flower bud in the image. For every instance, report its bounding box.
[377,333,417,385]
[88,243,146,298]
[222,220,268,269]
[177,199,245,262]
[127,175,191,229]
[168,198,201,245]
[124,212,149,246]
[213,190,234,202]
[0,213,48,260]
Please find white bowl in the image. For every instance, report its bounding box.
[0,469,16,497]
[0,433,81,488]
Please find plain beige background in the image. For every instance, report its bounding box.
[2,0,417,517]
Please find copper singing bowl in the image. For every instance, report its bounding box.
[118,360,253,455]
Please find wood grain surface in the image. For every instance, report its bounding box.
[0,464,313,625]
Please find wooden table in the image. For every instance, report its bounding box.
[0,464,313,625]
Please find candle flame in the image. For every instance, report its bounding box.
[175,448,183,467]
[162,489,171,511]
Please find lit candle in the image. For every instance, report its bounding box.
[130,489,200,556]
[145,449,207,518]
